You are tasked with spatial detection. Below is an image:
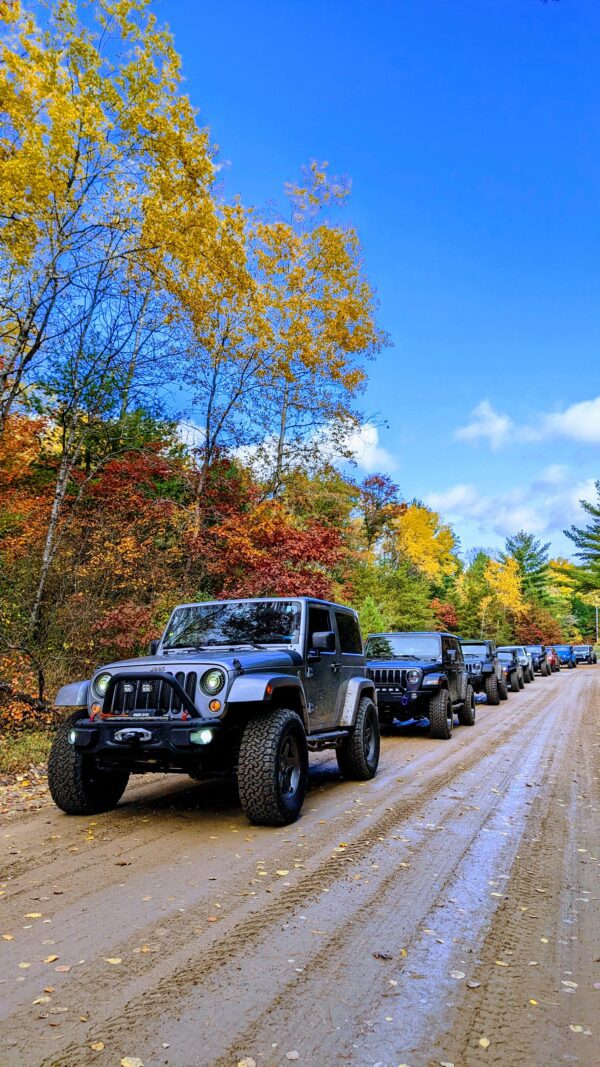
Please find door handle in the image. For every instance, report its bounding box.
[330,663,340,674]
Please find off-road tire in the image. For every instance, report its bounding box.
[510,670,520,693]
[457,683,476,726]
[518,670,525,689]
[429,688,453,739]
[237,708,308,826]
[48,712,130,815]
[498,675,509,700]
[484,672,499,706]
[541,661,550,676]
[336,697,380,780]
[528,667,536,681]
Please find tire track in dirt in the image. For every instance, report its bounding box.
[429,671,600,1067]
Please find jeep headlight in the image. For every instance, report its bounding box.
[93,672,112,697]
[201,668,225,695]
[472,660,482,672]
[406,668,422,686]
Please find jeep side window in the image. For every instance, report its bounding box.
[335,611,362,654]
[307,606,334,652]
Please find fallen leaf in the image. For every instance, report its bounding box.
[104,958,122,965]
[479,1037,490,1048]
[121,1058,144,1067]
[530,999,538,1006]
[55,965,71,972]
[286,1054,300,1062]
[450,970,465,979]
[569,1025,585,1034]
[237,1059,257,1067]
[32,996,51,1005]
[207,916,219,923]
[562,981,578,989]
[18,962,31,969]
[2,933,14,940]
[90,1041,105,1051]
[276,870,290,876]
[495,960,509,967]
[25,913,42,919]
[467,980,481,988]
[43,955,59,963]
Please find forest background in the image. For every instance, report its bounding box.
[1,0,599,760]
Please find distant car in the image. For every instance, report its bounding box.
[554,644,577,669]
[525,645,551,676]
[545,646,560,672]
[497,645,534,683]
[497,649,522,693]
[573,644,597,665]
[459,639,508,703]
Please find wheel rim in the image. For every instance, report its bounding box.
[363,711,377,763]
[279,732,301,798]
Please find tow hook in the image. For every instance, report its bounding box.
[114,728,152,744]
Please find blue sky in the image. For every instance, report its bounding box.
[164,0,599,558]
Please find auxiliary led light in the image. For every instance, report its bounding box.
[190,728,214,745]
[68,729,77,744]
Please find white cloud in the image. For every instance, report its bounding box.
[342,422,397,473]
[232,421,397,477]
[540,395,600,444]
[426,474,596,541]
[454,400,514,450]
[455,395,600,451]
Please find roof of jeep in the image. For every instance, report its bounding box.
[171,596,357,613]
[366,631,454,638]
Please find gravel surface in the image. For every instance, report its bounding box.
[1,667,598,1067]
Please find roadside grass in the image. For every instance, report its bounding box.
[0,731,53,775]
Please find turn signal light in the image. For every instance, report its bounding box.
[209,699,221,712]
[91,703,102,715]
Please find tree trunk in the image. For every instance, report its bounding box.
[28,424,79,641]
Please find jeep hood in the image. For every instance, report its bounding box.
[94,647,303,675]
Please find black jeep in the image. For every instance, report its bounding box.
[525,644,551,676]
[49,597,379,827]
[365,631,476,740]
[497,648,522,692]
[459,639,508,704]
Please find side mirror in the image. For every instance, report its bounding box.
[312,631,336,653]
[148,639,160,656]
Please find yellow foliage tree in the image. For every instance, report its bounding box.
[391,503,458,582]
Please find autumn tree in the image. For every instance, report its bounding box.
[358,474,404,549]
[250,163,387,494]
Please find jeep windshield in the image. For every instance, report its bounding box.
[526,645,543,653]
[366,634,441,660]
[461,643,487,656]
[162,600,302,650]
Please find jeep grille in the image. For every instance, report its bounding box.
[368,667,404,687]
[107,671,198,716]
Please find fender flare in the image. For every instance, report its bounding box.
[54,680,90,707]
[339,677,377,727]
[227,673,308,725]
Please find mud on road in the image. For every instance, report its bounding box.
[1,667,599,1067]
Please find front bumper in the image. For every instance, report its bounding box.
[374,687,429,716]
[69,717,228,770]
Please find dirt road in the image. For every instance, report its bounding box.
[1,667,599,1067]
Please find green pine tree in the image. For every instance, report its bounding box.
[502,530,550,603]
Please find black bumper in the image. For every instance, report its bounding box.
[69,717,228,770]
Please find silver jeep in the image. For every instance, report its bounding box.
[48,597,379,826]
